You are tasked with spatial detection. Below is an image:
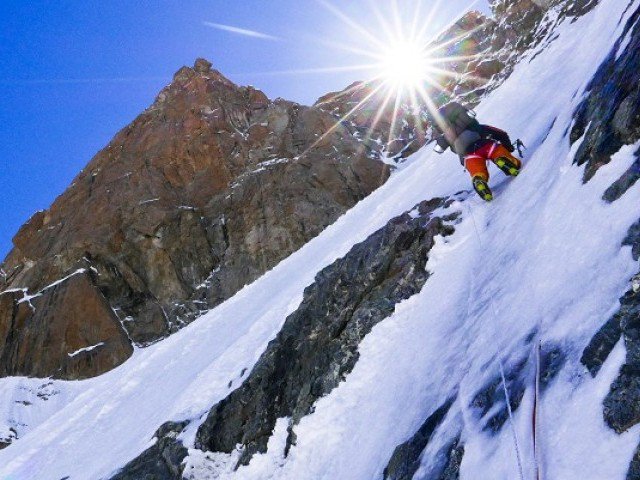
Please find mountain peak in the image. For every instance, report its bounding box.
[170,57,236,88]
[193,57,213,73]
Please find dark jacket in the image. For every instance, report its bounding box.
[432,102,514,161]
[435,124,515,161]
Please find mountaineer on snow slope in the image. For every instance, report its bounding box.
[432,101,522,201]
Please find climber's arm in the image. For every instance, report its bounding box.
[434,134,450,154]
[481,125,515,152]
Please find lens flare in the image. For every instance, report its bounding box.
[243,0,487,160]
[379,40,431,90]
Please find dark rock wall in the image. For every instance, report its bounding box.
[582,246,640,479]
[568,3,640,478]
[383,399,455,480]
[569,6,640,476]
[432,440,465,480]
[108,197,461,476]
[194,198,460,467]
[109,421,189,480]
[571,4,640,187]
[581,214,640,478]
[603,284,640,435]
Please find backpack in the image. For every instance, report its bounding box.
[434,102,482,155]
[437,102,480,137]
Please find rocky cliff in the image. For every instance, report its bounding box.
[0,7,508,380]
[0,58,394,379]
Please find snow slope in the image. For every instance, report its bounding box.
[1,0,640,478]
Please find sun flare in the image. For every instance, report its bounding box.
[270,0,488,161]
[378,40,432,90]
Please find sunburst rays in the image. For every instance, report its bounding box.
[247,0,483,160]
[302,0,484,158]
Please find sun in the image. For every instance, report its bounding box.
[257,0,486,161]
[378,40,431,91]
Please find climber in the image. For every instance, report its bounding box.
[431,101,522,202]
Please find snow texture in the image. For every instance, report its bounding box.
[1,268,87,306]
[67,343,106,358]
[1,0,640,478]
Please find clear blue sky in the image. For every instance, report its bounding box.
[0,0,489,259]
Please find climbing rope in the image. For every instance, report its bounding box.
[533,340,542,480]
[500,361,526,480]
[464,198,527,480]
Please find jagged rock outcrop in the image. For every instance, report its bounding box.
[0,58,393,378]
[110,421,189,480]
[571,3,640,188]
[490,0,599,55]
[383,399,455,480]
[583,217,640,429]
[428,11,504,105]
[314,80,428,159]
[0,427,16,450]
[436,440,465,480]
[581,315,624,377]
[602,286,640,434]
[193,197,460,467]
[473,0,601,93]
[581,215,640,477]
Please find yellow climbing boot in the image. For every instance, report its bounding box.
[472,176,493,202]
[494,157,520,177]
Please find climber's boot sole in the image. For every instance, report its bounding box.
[494,157,520,177]
[473,177,493,202]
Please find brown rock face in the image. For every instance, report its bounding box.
[0,271,132,379]
[314,81,429,159]
[0,58,391,378]
[489,0,600,59]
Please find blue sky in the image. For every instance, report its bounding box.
[0,0,489,259]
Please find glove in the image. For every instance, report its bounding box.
[434,134,449,154]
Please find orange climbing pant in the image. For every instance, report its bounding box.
[464,141,522,180]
